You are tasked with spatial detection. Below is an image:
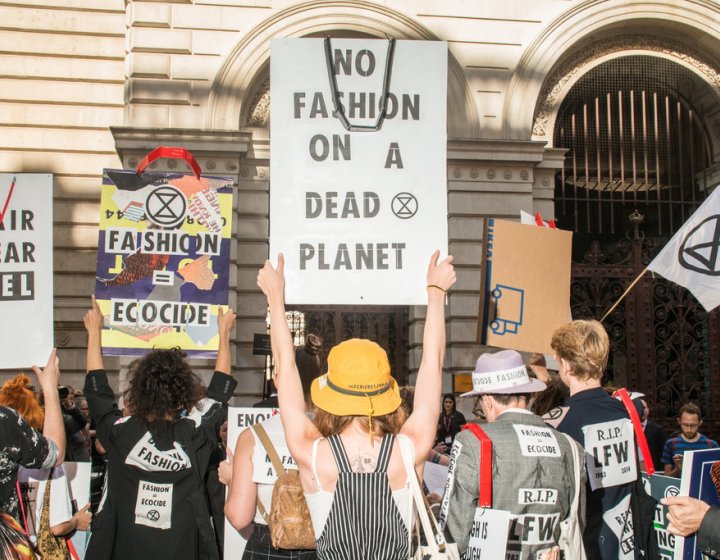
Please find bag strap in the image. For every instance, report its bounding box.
[612,388,656,475]
[15,479,30,537]
[136,146,202,180]
[252,423,287,476]
[398,437,445,557]
[252,423,285,525]
[561,434,581,518]
[462,423,493,507]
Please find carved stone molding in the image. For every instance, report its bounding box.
[533,36,720,138]
[246,76,271,128]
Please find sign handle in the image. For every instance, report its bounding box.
[136,146,202,180]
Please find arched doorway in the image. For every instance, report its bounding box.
[554,55,720,435]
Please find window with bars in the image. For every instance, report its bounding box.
[554,55,712,240]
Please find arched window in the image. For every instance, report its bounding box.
[554,55,713,243]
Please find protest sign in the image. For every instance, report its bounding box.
[675,448,720,559]
[224,407,280,557]
[94,165,233,357]
[646,473,680,559]
[0,173,53,369]
[478,219,572,354]
[270,38,448,304]
[18,462,91,558]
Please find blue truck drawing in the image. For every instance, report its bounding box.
[489,284,525,335]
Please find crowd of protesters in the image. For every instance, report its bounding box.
[1,252,719,560]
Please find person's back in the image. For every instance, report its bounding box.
[441,350,584,559]
[548,320,640,560]
[306,426,412,560]
[83,299,237,560]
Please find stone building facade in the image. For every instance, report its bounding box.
[2,1,720,417]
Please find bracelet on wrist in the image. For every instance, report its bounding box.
[427,284,447,293]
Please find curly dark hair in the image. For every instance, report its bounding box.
[126,348,205,432]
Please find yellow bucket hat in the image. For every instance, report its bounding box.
[311,338,402,419]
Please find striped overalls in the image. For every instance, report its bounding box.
[316,434,410,560]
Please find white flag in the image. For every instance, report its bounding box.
[647,186,720,311]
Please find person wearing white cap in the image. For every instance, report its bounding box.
[439,349,586,559]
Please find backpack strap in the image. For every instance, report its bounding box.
[462,423,493,507]
[374,434,394,473]
[252,423,287,476]
[612,388,656,475]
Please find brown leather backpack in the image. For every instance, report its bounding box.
[252,423,316,550]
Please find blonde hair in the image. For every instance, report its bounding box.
[0,374,44,430]
[313,406,407,438]
[551,320,609,381]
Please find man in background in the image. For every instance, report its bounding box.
[662,403,718,477]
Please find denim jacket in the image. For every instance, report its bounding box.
[440,410,586,559]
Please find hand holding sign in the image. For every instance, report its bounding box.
[217,306,237,338]
[257,254,286,306]
[426,250,456,294]
[662,496,711,537]
[84,295,104,335]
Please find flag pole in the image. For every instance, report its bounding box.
[600,267,649,322]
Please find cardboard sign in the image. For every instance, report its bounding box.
[479,219,572,354]
[224,407,279,557]
[674,448,720,559]
[0,174,53,369]
[270,38,448,304]
[94,169,233,357]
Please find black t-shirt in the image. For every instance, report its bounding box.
[0,406,57,520]
[84,369,236,560]
[545,387,638,560]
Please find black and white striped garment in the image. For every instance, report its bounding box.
[316,434,410,560]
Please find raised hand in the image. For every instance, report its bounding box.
[32,348,60,392]
[426,250,456,293]
[257,254,286,305]
[83,295,104,334]
[217,306,237,337]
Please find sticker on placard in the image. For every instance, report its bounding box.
[513,424,561,457]
[465,507,510,559]
[583,418,636,490]
[135,480,173,529]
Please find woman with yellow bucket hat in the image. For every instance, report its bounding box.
[256,250,456,560]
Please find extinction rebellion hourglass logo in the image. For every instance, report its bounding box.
[678,215,720,276]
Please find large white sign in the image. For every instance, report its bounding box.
[224,407,278,557]
[0,174,53,368]
[270,38,448,304]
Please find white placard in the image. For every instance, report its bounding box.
[423,461,449,496]
[0,173,53,368]
[270,38,448,304]
[465,507,510,559]
[223,407,278,557]
[583,418,637,490]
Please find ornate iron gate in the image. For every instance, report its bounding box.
[286,306,409,384]
[569,230,720,436]
[554,55,720,436]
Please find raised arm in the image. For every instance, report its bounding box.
[257,255,319,461]
[401,250,456,463]
[84,295,105,371]
[214,306,236,375]
[32,348,66,465]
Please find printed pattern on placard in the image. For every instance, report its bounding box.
[94,169,234,358]
[465,507,511,559]
[583,418,637,490]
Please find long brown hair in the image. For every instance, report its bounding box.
[313,405,407,438]
[0,374,44,430]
